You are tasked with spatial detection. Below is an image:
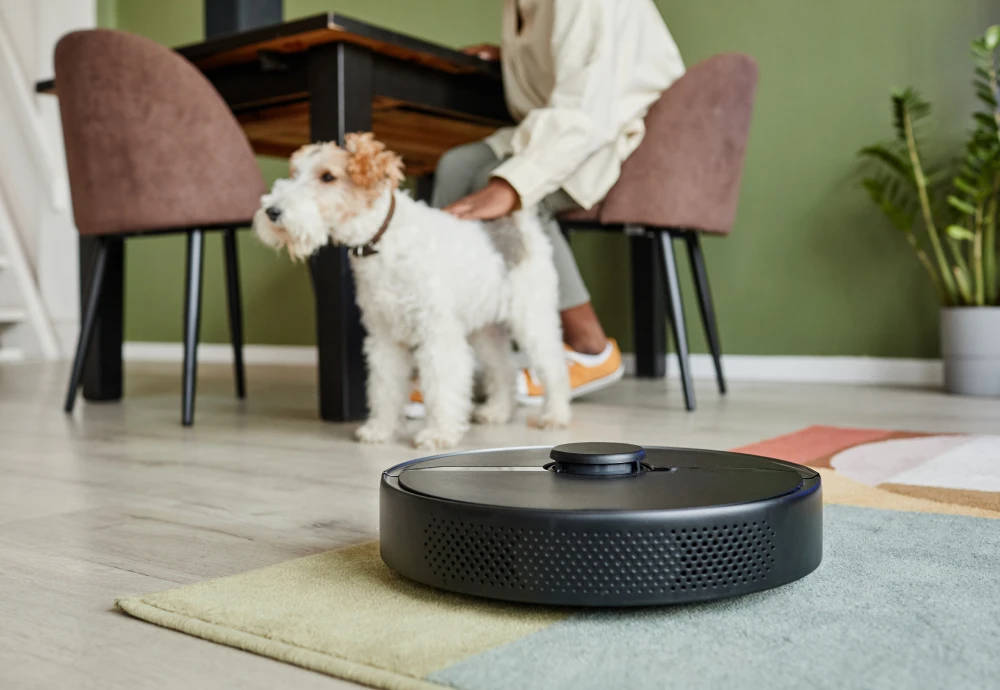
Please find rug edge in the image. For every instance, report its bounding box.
[114,597,449,690]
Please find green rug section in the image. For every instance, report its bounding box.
[429,505,1000,690]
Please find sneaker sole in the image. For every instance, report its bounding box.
[516,362,626,407]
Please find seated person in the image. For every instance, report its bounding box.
[436,0,686,403]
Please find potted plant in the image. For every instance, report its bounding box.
[860,26,1000,396]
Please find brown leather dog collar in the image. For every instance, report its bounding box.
[351,194,396,258]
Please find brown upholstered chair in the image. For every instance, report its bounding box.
[56,29,266,425]
[560,53,758,411]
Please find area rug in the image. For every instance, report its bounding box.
[116,427,1000,689]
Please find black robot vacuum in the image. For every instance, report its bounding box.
[380,442,822,606]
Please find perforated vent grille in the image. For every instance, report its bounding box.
[423,517,776,597]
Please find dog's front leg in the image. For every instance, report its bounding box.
[412,322,474,450]
[356,335,411,444]
[470,325,515,425]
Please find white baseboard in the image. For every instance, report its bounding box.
[123,342,317,366]
[122,341,943,387]
[623,353,943,387]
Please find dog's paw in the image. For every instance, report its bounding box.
[528,407,571,430]
[413,427,464,451]
[356,422,395,445]
[471,401,513,425]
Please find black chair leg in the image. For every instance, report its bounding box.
[685,233,726,394]
[223,228,246,399]
[658,231,696,411]
[182,230,205,426]
[64,239,109,413]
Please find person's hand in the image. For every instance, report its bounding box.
[444,178,521,220]
[462,43,501,61]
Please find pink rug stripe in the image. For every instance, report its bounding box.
[733,425,892,465]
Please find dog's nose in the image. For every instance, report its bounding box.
[265,206,282,222]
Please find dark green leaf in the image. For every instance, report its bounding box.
[948,195,978,214]
[975,112,999,129]
[953,176,981,197]
[858,144,914,182]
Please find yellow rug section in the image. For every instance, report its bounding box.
[116,542,567,690]
[818,468,1000,519]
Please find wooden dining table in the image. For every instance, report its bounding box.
[37,13,513,423]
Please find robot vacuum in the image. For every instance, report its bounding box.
[380,442,822,606]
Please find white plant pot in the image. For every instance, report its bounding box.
[940,306,1000,396]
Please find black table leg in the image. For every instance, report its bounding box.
[415,174,435,203]
[629,231,666,378]
[79,235,124,402]
[306,43,373,422]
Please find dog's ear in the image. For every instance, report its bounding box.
[344,132,405,190]
[289,143,324,177]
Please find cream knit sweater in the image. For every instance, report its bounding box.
[485,0,686,210]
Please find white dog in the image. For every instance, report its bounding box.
[253,133,571,449]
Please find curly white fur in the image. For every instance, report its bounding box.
[253,135,570,449]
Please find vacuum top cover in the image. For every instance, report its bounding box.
[389,442,813,512]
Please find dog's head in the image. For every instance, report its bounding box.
[253,133,405,261]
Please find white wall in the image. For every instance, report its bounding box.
[0,0,96,354]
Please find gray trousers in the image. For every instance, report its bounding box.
[431,141,591,311]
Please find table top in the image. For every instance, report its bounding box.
[179,13,500,74]
[36,12,499,94]
[34,13,508,176]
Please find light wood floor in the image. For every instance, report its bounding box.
[2,361,998,689]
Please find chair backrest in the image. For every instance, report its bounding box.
[54,29,265,237]
[599,53,759,233]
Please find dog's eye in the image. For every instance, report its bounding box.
[320,171,336,183]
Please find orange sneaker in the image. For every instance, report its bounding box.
[404,385,426,419]
[516,339,624,406]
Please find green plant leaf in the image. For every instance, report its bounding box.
[862,177,884,201]
[953,176,980,197]
[858,144,914,182]
[890,88,931,142]
[862,177,915,232]
[926,167,955,186]
[985,25,1000,51]
[975,112,999,129]
[946,224,976,241]
[976,94,997,108]
[948,195,978,214]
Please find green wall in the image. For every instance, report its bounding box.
[100,0,998,358]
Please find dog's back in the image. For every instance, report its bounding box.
[352,197,554,342]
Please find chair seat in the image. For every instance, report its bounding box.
[558,204,603,223]
[558,53,758,234]
[558,204,730,235]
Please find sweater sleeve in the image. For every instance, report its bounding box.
[490,0,619,208]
